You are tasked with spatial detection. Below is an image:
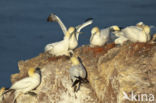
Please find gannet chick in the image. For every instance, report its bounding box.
[47,13,93,50]
[45,27,74,56]
[90,25,119,46]
[113,25,151,44]
[4,67,41,103]
[69,56,88,92]
[0,87,6,102]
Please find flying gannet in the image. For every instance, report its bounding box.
[90,25,120,46]
[3,67,41,103]
[69,56,88,92]
[47,13,93,50]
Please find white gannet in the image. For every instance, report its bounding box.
[69,56,88,92]
[90,25,120,46]
[3,67,41,103]
[136,22,151,41]
[47,13,93,50]
[113,24,151,45]
[45,27,74,56]
[0,87,6,102]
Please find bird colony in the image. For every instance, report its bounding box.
[0,13,155,103]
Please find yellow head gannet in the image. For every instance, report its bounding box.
[136,22,151,41]
[90,25,119,46]
[69,56,88,92]
[4,67,41,103]
[112,24,151,44]
[44,27,74,56]
[47,13,93,50]
[69,18,93,50]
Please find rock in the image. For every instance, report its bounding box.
[3,42,156,103]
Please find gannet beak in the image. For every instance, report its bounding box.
[35,67,41,74]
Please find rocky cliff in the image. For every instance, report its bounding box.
[2,42,156,103]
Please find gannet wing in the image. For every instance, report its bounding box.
[10,77,36,90]
[48,13,67,35]
[75,18,93,40]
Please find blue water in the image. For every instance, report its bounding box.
[0,0,156,87]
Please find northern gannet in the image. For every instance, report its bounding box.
[90,25,120,46]
[3,67,41,103]
[45,27,74,56]
[113,24,151,44]
[47,13,93,50]
[136,22,151,41]
[69,56,88,92]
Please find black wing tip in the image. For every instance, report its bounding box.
[85,18,93,22]
[47,15,52,22]
[47,13,57,22]
[119,26,124,30]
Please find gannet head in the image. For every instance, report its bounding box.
[28,68,36,77]
[28,67,41,77]
[0,87,5,95]
[68,27,75,34]
[143,25,150,34]
[91,27,100,35]
[136,22,144,26]
[70,56,80,65]
[110,25,120,32]
[136,22,150,34]
[65,27,75,38]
